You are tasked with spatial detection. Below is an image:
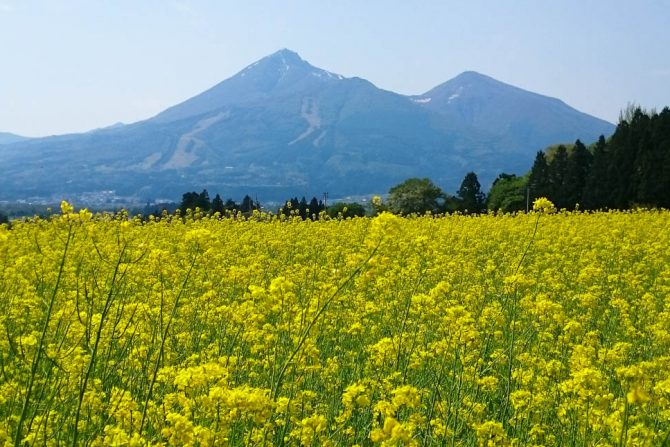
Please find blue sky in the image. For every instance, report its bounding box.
[1,0,669,137]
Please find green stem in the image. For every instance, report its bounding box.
[14,224,73,447]
[71,243,126,446]
[139,253,198,435]
[272,242,380,400]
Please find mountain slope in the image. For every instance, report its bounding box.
[0,50,615,203]
[0,132,30,145]
[412,71,614,154]
[151,49,346,124]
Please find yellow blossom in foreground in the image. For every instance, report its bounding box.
[532,196,556,213]
[0,209,669,445]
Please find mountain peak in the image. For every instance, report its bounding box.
[2,52,616,203]
[455,70,487,79]
[450,71,501,85]
[151,49,344,124]
[269,48,303,61]
[249,48,311,72]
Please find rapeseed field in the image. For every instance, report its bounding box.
[1,201,669,446]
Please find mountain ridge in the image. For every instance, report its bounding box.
[0,49,615,204]
[0,132,31,145]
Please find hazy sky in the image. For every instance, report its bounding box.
[2,0,669,137]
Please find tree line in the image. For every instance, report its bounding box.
[179,190,260,214]
[176,190,366,220]
[490,106,670,211]
[278,197,366,219]
[381,173,486,215]
[2,107,665,223]
[381,106,669,215]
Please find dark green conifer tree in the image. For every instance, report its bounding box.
[564,139,593,209]
[196,189,211,211]
[528,151,551,200]
[180,191,199,211]
[240,195,255,213]
[212,194,225,214]
[583,135,610,209]
[457,172,485,213]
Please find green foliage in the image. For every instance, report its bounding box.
[548,145,569,208]
[240,195,259,213]
[179,190,260,216]
[487,173,529,212]
[180,190,211,211]
[457,172,486,213]
[522,106,670,210]
[528,151,550,201]
[387,178,445,215]
[280,196,325,219]
[326,202,366,218]
[564,139,593,208]
[211,194,225,214]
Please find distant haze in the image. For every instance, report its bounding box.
[0,0,669,137]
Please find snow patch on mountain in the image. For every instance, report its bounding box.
[163,111,229,169]
[136,152,162,170]
[310,69,344,80]
[313,130,328,147]
[289,98,321,145]
[448,87,464,103]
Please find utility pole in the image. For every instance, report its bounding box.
[323,192,328,209]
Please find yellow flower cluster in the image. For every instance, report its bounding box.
[532,197,556,213]
[1,204,669,445]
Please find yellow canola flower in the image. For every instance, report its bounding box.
[0,208,668,446]
[60,199,74,214]
[474,421,509,446]
[627,386,650,404]
[532,196,556,213]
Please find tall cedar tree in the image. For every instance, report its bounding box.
[528,151,551,200]
[633,108,670,206]
[180,191,199,211]
[196,189,211,211]
[548,145,569,209]
[564,139,593,209]
[457,172,486,213]
[308,197,325,219]
[583,135,609,209]
[212,194,225,214]
[240,195,257,213]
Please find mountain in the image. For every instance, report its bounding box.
[412,71,614,155]
[0,49,615,204]
[0,132,30,145]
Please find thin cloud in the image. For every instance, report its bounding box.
[0,2,13,12]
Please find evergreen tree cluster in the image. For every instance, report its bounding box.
[527,107,670,210]
[527,140,593,210]
[280,196,326,220]
[179,190,260,214]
